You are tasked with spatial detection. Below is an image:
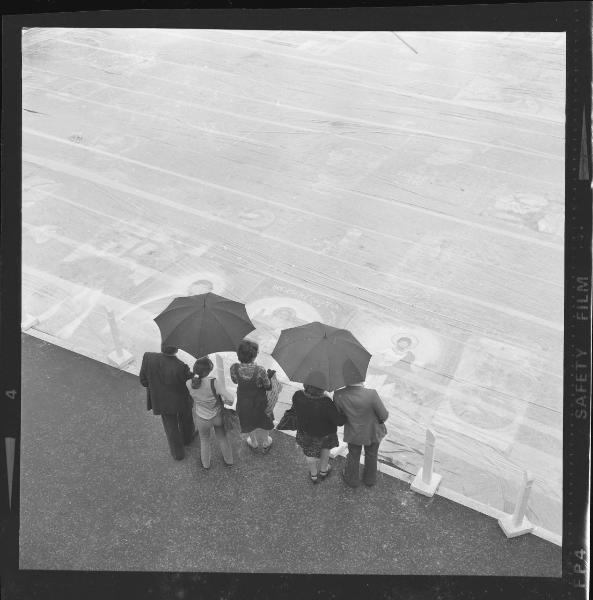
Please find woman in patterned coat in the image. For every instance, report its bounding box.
[230,339,274,453]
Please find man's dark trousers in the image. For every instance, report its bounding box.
[140,351,195,460]
[343,442,380,487]
[161,406,195,460]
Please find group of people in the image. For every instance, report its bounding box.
[140,338,389,487]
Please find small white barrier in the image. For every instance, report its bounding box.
[498,471,535,537]
[330,440,348,459]
[214,354,228,391]
[411,428,442,497]
[21,314,39,331]
[105,308,133,368]
[5,437,15,510]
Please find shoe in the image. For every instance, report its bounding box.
[319,464,332,480]
[246,438,258,451]
[223,461,234,467]
[310,472,319,484]
[363,469,377,487]
[262,443,273,455]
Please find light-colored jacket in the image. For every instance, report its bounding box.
[333,385,389,446]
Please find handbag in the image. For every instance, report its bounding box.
[265,370,282,417]
[375,420,388,441]
[276,406,298,431]
[211,379,238,432]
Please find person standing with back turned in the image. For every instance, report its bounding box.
[333,380,389,487]
[189,357,234,469]
[140,344,195,460]
[230,339,274,453]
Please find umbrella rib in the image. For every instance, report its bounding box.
[302,336,330,385]
[275,337,319,378]
[208,306,241,350]
[168,310,205,343]
[157,297,199,315]
[156,306,199,325]
[272,333,314,356]
[211,305,255,331]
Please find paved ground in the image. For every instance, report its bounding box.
[19,334,561,575]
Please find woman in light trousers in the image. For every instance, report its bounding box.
[188,357,234,469]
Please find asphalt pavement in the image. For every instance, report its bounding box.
[18,333,561,575]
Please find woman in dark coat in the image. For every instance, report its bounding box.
[230,339,274,453]
[291,379,346,483]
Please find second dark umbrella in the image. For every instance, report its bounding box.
[271,321,371,392]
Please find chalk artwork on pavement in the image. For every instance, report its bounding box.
[357,323,443,374]
[117,271,230,322]
[246,296,323,355]
[424,142,474,166]
[442,336,539,434]
[238,208,276,230]
[102,271,232,365]
[187,278,215,296]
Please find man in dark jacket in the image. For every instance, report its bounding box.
[140,344,195,460]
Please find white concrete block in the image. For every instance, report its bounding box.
[107,348,134,369]
[330,441,348,459]
[411,468,442,497]
[21,314,39,331]
[498,515,534,538]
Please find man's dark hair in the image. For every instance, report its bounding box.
[161,344,178,355]
[237,339,258,363]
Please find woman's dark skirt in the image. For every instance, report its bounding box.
[237,394,274,433]
[296,430,339,458]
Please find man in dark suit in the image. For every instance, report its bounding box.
[140,344,195,460]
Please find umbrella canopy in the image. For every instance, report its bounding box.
[154,293,255,359]
[271,321,371,391]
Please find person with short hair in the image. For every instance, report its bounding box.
[189,357,234,469]
[290,375,345,483]
[230,339,274,453]
[140,344,195,460]
[333,380,389,487]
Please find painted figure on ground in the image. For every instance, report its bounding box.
[139,344,195,460]
[378,334,418,371]
[392,335,417,369]
[249,298,321,354]
[187,279,214,296]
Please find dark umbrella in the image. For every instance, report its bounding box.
[154,293,255,358]
[271,321,371,391]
